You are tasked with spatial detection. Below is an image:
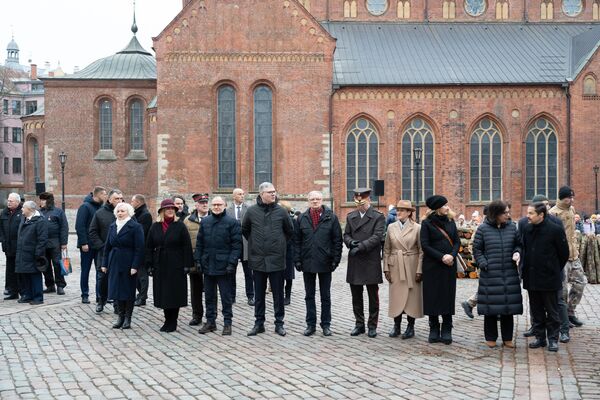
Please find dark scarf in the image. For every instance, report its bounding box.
[309,207,322,230]
[162,216,174,234]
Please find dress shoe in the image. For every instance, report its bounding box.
[461,301,474,319]
[3,289,9,295]
[275,326,287,336]
[389,324,401,338]
[401,324,415,340]
[18,297,32,304]
[29,300,43,305]
[4,294,18,300]
[113,315,125,329]
[303,326,316,336]
[440,323,453,345]
[548,340,559,352]
[247,324,265,336]
[367,328,377,338]
[198,322,217,334]
[247,297,255,306]
[121,316,132,330]
[134,298,146,306]
[486,341,497,348]
[568,321,575,329]
[188,317,201,326]
[559,332,570,343]
[350,326,365,336]
[322,327,332,336]
[528,338,547,349]
[232,297,236,304]
[160,323,168,332]
[222,325,232,336]
[43,286,56,294]
[503,341,515,348]
[523,327,535,337]
[284,296,291,306]
[96,303,106,313]
[56,287,65,295]
[568,315,583,327]
[81,296,90,304]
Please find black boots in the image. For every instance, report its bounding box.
[284,279,292,306]
[389,316,402,337]
[401,316,415,340]
[429,315,452,344]
[428,316,440,343]
[440,315,453,345]
[161,308,179,332]
[113,301,133,329]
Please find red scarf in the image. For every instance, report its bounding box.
[162,216,174,233]
[309,207,321,230]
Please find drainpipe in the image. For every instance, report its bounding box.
[563,81,572,186]
[329,86,337,210]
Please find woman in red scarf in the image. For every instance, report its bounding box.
[145,199,193,332]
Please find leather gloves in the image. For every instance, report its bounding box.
[226,264,236,274]
[415,273,423,283]
[295,262,303,272]
[195,261,203,273]
[184,266,191,274]
[330,262,338,272]
[349,240,360,249]
[349,247,360,257]
[147,267,154,277]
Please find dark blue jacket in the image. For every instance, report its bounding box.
[0,204,23,256]
[294,206,343,273]
[75,194,102,248]
[195,210,242,276]
[15,213,48,274]
[40,206,68,246]
[386,208,397,227]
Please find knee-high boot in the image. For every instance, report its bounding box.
[389,315,402,337]
[112,301,125,329]
[441,314,453,345]
[402,316,415,339]
[122,301,134,329]
[428,315,440,343]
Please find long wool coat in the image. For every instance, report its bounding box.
[103,219,145,301]
[146,220,193,309]
[343,207,385,285]
[383,220,424,318]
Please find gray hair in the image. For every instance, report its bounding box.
[307,191,323,200]
[114,202,135,218]
[258,182,274,193]
[8,192,21,202]
[22,200,37,211]
[132,194,146,204]
[108,189,123,199]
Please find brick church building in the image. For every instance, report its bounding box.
[24,0,600,217]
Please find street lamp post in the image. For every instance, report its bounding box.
[59,152,67,211]
[413,147,423,222]
[594,164,599,213]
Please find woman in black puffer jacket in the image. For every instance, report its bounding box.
[473,200,522,348]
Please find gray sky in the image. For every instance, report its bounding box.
[1,0,182,74]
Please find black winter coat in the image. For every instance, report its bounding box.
[146,220,192,309]
[242,197,294,273]
[195,211,242,276]
[134,204,153,238]
[15,214,48,274]
[521,218,569,292]
[88,203,116,251]
[294,206,343,273]
[75,194,102,248]
[420,213,460,316]
[0,205,23,256]
[473,219,523,316]
[40,206,68,247]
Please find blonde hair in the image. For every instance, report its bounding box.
[156,209,180,223]
[113,202,135,218]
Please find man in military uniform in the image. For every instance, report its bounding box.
[343,188,385,338]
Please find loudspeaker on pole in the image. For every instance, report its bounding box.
[373,180,384,196]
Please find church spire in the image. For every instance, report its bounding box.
[131,0,138,35]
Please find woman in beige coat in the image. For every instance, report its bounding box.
[383,200,424,339]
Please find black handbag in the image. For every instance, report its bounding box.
[36,256,48,273]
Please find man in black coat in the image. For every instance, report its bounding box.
[39,192,69,295]
[242,182,294,337]
[343,188,385,338]
[294,190,343,337]
[89,189,124,312]
[132,194,153,306]
[195,196,242,336]
[521,202,569,352]
[75,186,107,304]
[0,193,23,300]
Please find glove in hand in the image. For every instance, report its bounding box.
[349,247,360,257]
[295,262,303,272]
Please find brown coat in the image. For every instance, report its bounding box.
[549,200,578,261]
[383,220,424,318]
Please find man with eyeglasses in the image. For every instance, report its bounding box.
[194,196,241,336]
[0,193,23,300]
[242,182,294,337]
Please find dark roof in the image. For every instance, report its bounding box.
[50,36,155,80]
[322,22,600,86]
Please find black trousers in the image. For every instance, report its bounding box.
[484,315,514,341]
[350,284,379,329]
[43,245,66,289]
[303,271,332,328]
[94,250,108,303]
[4,255,19,295]
[189,272,204,320]
[136,264,149,300]
[241,260,254,299]
[529,290,560,341]
[253,270,285,327]
[228,264,237,302]
[205,274,233,326]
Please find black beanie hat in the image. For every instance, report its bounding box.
[558,186,574,200]
[425,195,448,210]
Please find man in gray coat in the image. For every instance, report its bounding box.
[226,188,253,305]
[343,188,385,338]
[242,182,293,337]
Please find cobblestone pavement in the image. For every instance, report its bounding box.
[1,237,599,399]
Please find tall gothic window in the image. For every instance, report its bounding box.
[495,0,509,19]
[525,118,558,200]
[398,0,411,18]
[443,0,456,18]
[541,0,554,19]
[346,118,379,202]
[32,138,40,183]
[254,85,273,186]
[99,99,112,150]
[401,118,434,203]
[470,118,502,202]
[129,100,144,151]
[218,85,236,188]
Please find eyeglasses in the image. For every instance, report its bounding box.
[212,204,225,207]
[264,190,276,195]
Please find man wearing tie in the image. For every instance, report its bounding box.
[227,188,253,305]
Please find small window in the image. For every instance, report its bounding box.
[496,0,509,18]
[398,0,411,17]
[12,158,21,174]
[3,127,8,142]
[562,0,583,16]
[12,128,22,143]
[584,75,597,95]
[25,101,37,115]
[32,139,40,183]
[541,0,554,19]
[11,100,21,115]
[465,0,486,16]
[2,99,8,114]
[3,158,8,174]
[367,0,389,15]
[344,0,358,17]
[443,0,456,18]
[594,0,599,19]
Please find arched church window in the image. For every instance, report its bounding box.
[31,138,40,183]
[99,99,112,150]
[398,0,411,17]
[367,0,389,15]
[562,0,583,16]
[401,118,435,203]
[496,0,509,19]
[254,85,273,187]
[525,118,558,200]
[541,0,554,19]
[465,0,487,16]
[344,0,358,17]
[593,0,599,19]
[584,75,597,95]
[470,118,502,202]
[218,85,237,188]
[129,100,144,151]
[346,118,379,202]
[443,0,457,18]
